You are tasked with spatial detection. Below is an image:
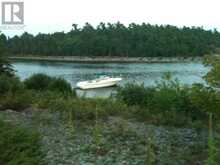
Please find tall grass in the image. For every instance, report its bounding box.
[92,105,103,155]
[146,136,156,165]
[206,113,215,165]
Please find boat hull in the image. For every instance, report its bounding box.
[76,78,122,90]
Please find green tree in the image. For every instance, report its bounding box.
[0,33,14,76]
[203,55,220,87]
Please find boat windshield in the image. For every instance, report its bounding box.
[87,76,110,83]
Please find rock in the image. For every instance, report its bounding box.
[5,109,18,113]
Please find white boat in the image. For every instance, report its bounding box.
[76,76,122,89]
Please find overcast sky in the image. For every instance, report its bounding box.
[1,0,220,37]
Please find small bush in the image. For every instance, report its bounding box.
[153,76,190,111]
[0,74,24,94]
[153,84,191,113]
[24,73,52,91]
[48,78,74,96]
[0,119,44,165]
[116,83,155,107]
[24,74,75,96]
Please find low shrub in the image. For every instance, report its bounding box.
[97,99,129,116]
[117,79,193,113]
[116,78,208,126]
[54,98,108,120]
[153,76,188,111]
[153,80,192,113]
[116,83,155,107]
[48,78,75,96]
[0,91,34,111]
[35,91,70,110]
[24,74,75,96]
[0,119,44,165]
[68,98,132,120]
[35,93,129,121]
[0,74,24,94]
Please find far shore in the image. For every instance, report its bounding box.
[9,55,203,63]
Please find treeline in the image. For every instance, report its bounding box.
[4,22,220,57]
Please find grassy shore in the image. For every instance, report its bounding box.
[8,55,202,63]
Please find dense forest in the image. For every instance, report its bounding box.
[3,22,220,57]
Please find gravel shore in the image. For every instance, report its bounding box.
[0,109,209,165]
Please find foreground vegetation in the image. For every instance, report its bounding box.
[2,23,220,57]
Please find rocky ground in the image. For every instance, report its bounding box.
[0,108,209,165]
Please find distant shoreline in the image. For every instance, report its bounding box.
[9,55,203,63]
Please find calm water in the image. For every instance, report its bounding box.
[12,60,209,97]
